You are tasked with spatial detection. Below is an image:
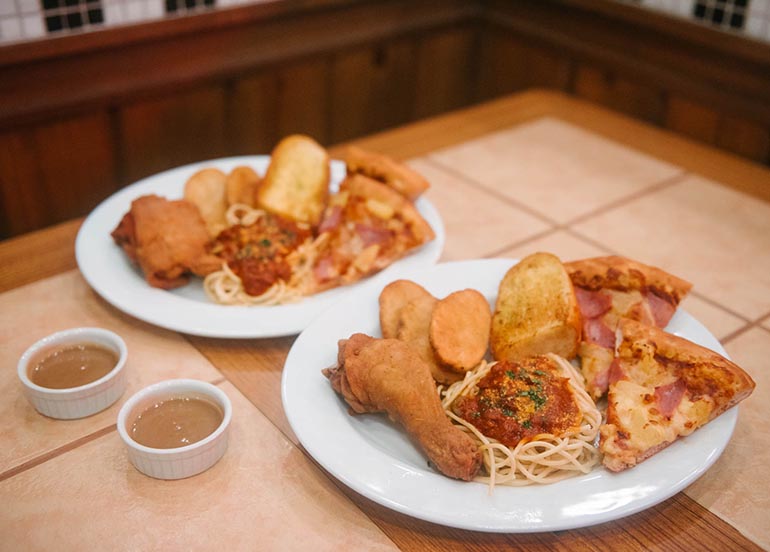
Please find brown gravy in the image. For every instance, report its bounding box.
[29,342,118,389]
[130,396,224,449]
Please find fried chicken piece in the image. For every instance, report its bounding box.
[111,194,221,289]
[323,334,482,481]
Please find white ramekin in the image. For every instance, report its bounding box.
[17,327,128,420]
[117,379,232,480]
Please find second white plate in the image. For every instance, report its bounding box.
[75,155,445,338]
[281,259,737,532]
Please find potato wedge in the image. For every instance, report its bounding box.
[430,289,491,372]
[490,252,582,362]
[257,134,330,226]
[183,168,228,237]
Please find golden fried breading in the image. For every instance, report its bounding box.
[111,194,221,289]
[490,252,582,362]
[344,145,429,200]
[184,168,228,237]
[225,166,261,208]
[430,289,491,372]
[396,294,462,385]
[323,334,482,481]
[257,134,330,226]
[379,279,433,339]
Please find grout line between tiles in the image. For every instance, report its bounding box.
[0,424,116,483]
[688,290,754,324]
[420,157,558,227]
[721,317,770,345]
[562,170,689,227]
[423,156,689,235]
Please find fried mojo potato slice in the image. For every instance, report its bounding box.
[184,168,228,237]
[257,134,330,227]
[225,166,261,208]
[396,294,463,385]
[430,289,491,372]
[379,279,434,339]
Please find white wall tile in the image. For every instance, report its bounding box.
[745,14,768,38]
[125,1,144,22]
[22,13,44,38]
[0,17,22,41]
[146,0,164,19]
[0,2,17,17]
[103,4,124,25]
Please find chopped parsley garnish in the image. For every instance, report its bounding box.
[518,389,547,409]
[260,238,272,247]
[522,420,532,429]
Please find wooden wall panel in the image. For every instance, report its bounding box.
[716,115,770,165]
[274,58,330,144]
[0,131,45,237]
[0,113,115,237]
[665,96,720,145]
[229,71,281,155]
[476,30,571,102]
[330,38,417,144]
[119,85,227,184]
[572,64,665,125]
[413,27,476,119]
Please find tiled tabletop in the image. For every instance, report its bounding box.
[1,91,768,551]
[410,117,770,546]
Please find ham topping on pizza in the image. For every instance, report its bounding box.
[564,256,693,399]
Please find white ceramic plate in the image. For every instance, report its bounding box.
[281,259,738,532]
[75,156,444,338]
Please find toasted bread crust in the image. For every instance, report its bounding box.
[258,134,330,226]
[565,256,692,305]
[490,253,582,362]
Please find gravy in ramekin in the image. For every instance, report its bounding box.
[129,396,224,449]
[28,342,118,389]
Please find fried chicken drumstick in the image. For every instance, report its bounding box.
[323,333,482,481]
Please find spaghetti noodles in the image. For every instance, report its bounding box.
[440,354,601,489]
[204,204,328,306]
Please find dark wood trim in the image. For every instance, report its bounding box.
[0,0,477,128]
[481,0,770,124]
[0,0,360,66]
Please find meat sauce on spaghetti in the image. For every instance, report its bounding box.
[453,357,582,447]
[210,213,311,297]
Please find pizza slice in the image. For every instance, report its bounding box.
[600,319,755,472]
[564,256,692,398]
[307,174,435,293]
